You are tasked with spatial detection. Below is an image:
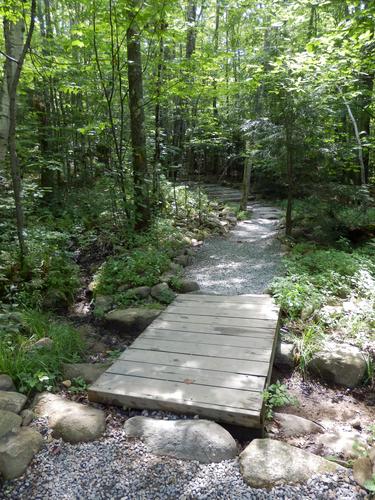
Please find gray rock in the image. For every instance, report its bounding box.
[174,255,192,267]
[94,295,113,314]
[124,416,237,463]
[169,262,183,273]
[0,391,27,414]
[62,362,111,384]
[240,439,342,488]
[31,337,53,350]
[174,279,200,293]
[0,427,43,480]
[0,409,22,438]
[20,409,34,427]
[150,283,176,304]
[353,457,373,488]
[33,392,105,444]
[316,430,365,458]
[104,307,161,335]
[275,341,295,369]
[309,342,367,387]
[128,286,151,299]
[0,374,16,392]
[226,216,237,225]
[272,413,324,437]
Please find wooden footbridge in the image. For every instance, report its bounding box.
[88,294,280,431]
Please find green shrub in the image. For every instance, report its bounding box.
[263,381,298,420]
[0,229,80,309]
[0,309,84,394]
[95,247,171,296]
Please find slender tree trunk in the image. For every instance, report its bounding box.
[212,0,221,118]
[4,0,37,264]
[240,142,251,211]
[127,1,150,229]
[285,124,293,237]
[0,20,23,162]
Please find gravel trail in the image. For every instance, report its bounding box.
[2,412,367,500]
[186,202,284,294]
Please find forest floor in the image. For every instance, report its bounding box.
[2,200,369,499]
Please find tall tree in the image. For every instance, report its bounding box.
[127,0,150,229]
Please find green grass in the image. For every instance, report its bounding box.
[0,310,84,394]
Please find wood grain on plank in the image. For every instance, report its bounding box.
[89,373,263,410]
[106,360,266,392]
[130,338,272,362]
[119,349,270,377]
[141,329,274,349]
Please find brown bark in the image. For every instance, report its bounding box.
[127,1,150,229]
[5,0,37,263]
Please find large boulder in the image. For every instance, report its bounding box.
[62,362,111,384]
[94,295,113,315]
[150,283,176,304]
[309,343,367,387]
[127,286,151,300]
[104,307,161,335]
[124,417,237,463]
[240,439,342,488]
[0,410,22,438]
[173,279,200,293]
[0,374,16,392]
[271,413,324,437]
[316,430,366,459]
[0,391,27,414]
[353,457,373,489]
[33,392,105,444]
[0,427,43,480]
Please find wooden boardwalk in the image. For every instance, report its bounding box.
[88,294,280,430]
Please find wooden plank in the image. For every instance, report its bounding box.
[89,373,263,411]
[107,360,266,392]
[176,294,277,304]
[89,384,261,428]
[130,338,272,362]
[119,349,270,377]
[167,304,279,320]
[151,319,275,337]
[160,312,276,329]
[142,329,274,349]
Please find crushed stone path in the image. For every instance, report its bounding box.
[186,202,284,294]
[2,412,366,500]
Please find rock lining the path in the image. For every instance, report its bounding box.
[240,438,343,488]
[309,342,367,387]
[104,307,160,334]
[0,427,43,480]
[0,374,16,392]
[0,391,27,414]
[124,416,237,463]
[271,412,324,437]
[62,362,112,384]
[0,409,22,438]
[32,392,106,444]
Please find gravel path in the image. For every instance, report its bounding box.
[2,411,367,500]
[185,202,284,294]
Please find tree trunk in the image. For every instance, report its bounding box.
[0,20,23,162]
[4,0,37,264]
[127,1,150,229]
[240,142,251,211]
[285,124,293,237]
